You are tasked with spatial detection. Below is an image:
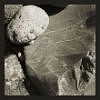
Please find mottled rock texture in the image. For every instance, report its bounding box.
[5,55,29,95]
[5,5,23,24]
[7,5,49,44]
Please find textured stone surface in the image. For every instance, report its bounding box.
[5,4,23,23]
[5,55,29,95]
[7,5,49,44]
[58,72,82,95]
[5,55,24,82]
[74,48,96,95]
[24,5,95,95]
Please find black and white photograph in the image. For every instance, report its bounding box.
[4,3,96,96]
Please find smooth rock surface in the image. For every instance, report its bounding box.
[7,5,49,44]
[24,5,95,95]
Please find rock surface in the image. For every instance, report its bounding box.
[7,5,49,44]
[74,34,96,95]
[5,5,23,24]
[5,4,95,96]
[24,5,95,95]
[5,55,29,95]
[84,76,95,96]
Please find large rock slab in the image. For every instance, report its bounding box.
[5,55,29,95]
[24,5,95,95]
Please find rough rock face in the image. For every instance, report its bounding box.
[7,5,49,44]
[5,55,29,95]
[17,0,70,7]
[5,5,23,24]
[24,5,95,95]
[58,71,82,96]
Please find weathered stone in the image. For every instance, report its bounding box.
[5,5,23,23]
[74,47,96,95]
[83,76,95,95]
[27,0,68,7]
[7,5,49,44]
[5,55,29,95]
[58,70,82,95]
[24,5,95,95]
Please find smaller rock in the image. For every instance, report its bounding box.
[7,5,49,44]
[5,55,29,95]
[58,69,82,96]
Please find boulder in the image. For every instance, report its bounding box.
[7,5,49,44]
